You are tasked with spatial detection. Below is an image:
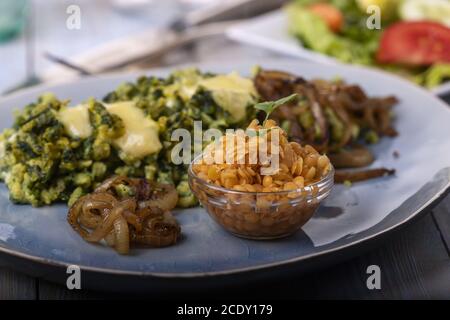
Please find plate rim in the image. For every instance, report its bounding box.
[0,59,449,278]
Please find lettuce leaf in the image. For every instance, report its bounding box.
[415,64,450,88]
[286,3,379,65]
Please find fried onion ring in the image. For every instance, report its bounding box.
[67,176,180,255]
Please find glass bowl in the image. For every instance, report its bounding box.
[188,161,334,240]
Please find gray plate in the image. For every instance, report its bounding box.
[0,59,449,292]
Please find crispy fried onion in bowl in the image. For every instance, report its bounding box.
[68,176,180,255]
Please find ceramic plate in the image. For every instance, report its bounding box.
[226,10,450,96]
[0,59,449,292]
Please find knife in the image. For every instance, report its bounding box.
[41,0,287,79]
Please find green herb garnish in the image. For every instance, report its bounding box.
[254,93,298,125]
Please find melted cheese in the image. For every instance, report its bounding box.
[200,72,257,122]
[58,102,161,159]
[163,68,203,101]
[105,102,162,159]
[58,104,92,138]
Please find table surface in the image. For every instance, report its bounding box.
[0,0,449,300]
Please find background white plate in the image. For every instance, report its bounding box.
[226,10,450,96]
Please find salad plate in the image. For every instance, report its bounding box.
[226,10,450,96]
[0,59,449,292]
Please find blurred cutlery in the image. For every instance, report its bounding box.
[42,0,286,78]
[44,19,242,77]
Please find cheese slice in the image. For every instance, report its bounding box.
[200,72,257,122]
[105,101,162,159]
[58,104,92,138]
[58,101,162,159]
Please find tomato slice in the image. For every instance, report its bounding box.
[308,3,343,33]
[377,21,450,65]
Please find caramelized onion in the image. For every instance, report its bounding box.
[254,69,398,181]
[138,183,179,212]
[329,146,375,168]
[113,216,130,255]
[335,168,395,183]
[67,176,180,255]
